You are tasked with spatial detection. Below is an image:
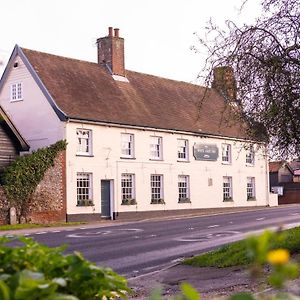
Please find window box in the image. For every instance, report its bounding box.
[151,198,165,204]
[178,198,191,203]
[121,198,137,205]
[223,197,233,202]
[77,199,94,206]
[247,197,256,201]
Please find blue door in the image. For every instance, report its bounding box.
[101,180,111,218]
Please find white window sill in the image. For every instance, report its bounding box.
[177,159,190,163]
[222,161,232,165]
[76,153,94,157]
[120,156,136,160]
[149,158,163,161]
[10,99,23,103]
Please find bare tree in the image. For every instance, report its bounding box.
[195,0,300,158]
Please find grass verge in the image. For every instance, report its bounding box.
[0,222,86,231]
[184,226,300,268]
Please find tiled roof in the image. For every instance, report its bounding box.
[22,48,248,139]
[269,161,285,173]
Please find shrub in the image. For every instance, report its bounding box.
[0,236,129,299]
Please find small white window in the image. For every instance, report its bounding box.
[222,144,231,164]
[76,129,92,155]
[223,176,233,201]
[177,139,189,161]
[10,82,23,101]
[121,133,134,158]
[151,174,164,203]
[150,136,163,160]
[246,146,255,165]
[247,177,256,200]
[121,174,136,205]
[77,173,93,206]
[178,175,190,202]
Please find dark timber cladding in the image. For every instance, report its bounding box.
[0,106,29,170]
[0,121,19,170]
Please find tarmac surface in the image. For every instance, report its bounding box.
[2,205,300,299]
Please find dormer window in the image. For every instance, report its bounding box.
[10,82,23,101]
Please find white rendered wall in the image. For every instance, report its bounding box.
[66,122,271,217]
[0,55,65,150]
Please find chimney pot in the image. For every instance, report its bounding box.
[108,27,113,37]
[114,28,119,38]
[97,27,125,77]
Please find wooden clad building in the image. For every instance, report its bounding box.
[0,106,29,170]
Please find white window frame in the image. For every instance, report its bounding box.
[246,146,255,165]
[76,129,92,155]
[150,174,164,203]
[10,82,23,101]
[222,143,232,164]
[177,139,189,161]
[150,136,163,160]
[121,173,135,204]
[121,133,134,158]
[178,175,190,202]
[223,176,233,201]
[247,177,256,200]
[76,172,93,206]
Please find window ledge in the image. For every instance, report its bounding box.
[177,160,190,163]
[247,197,256,201]
[149,158,163,161]
[121,199,137,205]
[246,163,255,167]
[178,198,191,203]
[10,99,23,103]
[76,154,94,157]
[222,162,232,165]
[150,199,165,204]
[77,200,94,206]
[120,157,136,160]
[223,198,233,202]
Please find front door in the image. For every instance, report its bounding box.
[101,180,111,218]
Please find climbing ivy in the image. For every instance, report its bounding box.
[1,140,67,222]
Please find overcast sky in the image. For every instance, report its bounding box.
[0,0,261,83]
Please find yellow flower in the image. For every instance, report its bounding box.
[267,249,290,265]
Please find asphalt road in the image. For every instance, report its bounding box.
[3,205,300,278]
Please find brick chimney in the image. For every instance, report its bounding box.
[212,66,237,101]
[96,27,125,77]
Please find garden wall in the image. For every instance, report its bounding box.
[0,151,66,225]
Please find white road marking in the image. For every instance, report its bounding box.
[290,213,299,216]
[35,231,47,235]
[229,221,233,224]
[256,217,265,221]
[207,224,220,228]
[67,228,143,238]
[188,227,194,230]
[52,230,61,233]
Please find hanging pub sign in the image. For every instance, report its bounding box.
[193,143,219,161]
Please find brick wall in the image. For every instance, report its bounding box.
[0,151,66,225]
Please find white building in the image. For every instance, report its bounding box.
[0,27,277,221]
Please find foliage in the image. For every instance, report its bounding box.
[0,236,129,300]
[194,0,300,158]
[1,140,67,222]
[184,226,300,268]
